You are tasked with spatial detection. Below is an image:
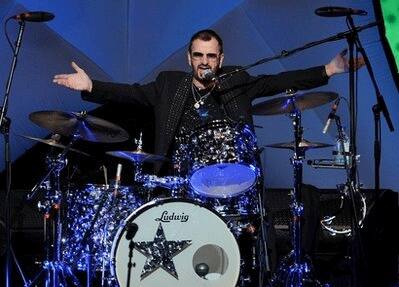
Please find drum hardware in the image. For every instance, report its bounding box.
[106,132,167,164]
[25,111,131,286]
[263,94,332,286]
[25,143,80,287]
[136,174,187,197]
[307,159,346,169]
[106,133,186,198]
[27,132,81,201]
[105,149,182,197]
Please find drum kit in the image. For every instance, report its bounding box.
[21,90,361,287]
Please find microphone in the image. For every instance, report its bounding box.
[125,222,138,240]
[114,163,122,196]
[12,11,55,22]
[203,69,218,82]
[322,98,341,134]
[315,6,367,17]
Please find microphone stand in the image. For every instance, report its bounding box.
[346,16,394,192]
[1,19,26,287]
[126,239,135,287]
[125,223,138,287]
[345,15,394,287]
[216,21,379,81]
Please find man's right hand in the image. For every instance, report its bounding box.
[53,61,93,92]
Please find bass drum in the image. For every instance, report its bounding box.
[111,198,240,287]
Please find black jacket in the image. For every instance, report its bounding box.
[82,66,328,167]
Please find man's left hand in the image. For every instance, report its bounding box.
[325,49,365,77]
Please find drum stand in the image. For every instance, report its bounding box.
[26,139,80,287]
[271,108,321,286]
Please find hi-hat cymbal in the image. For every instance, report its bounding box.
[19,134,90,156]
[251,92,338,116]
[106,150,168,163]
[29,110,129,143]
[265,139,334,151]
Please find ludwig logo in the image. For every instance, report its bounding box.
[155,211,189,223]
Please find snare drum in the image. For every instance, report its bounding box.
[111,198,240,287]
[175,120,259,198]
[62,184,143,272]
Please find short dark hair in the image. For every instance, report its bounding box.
[188,29,223,54]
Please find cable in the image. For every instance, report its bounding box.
[4,17,16,53]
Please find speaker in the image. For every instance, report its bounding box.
[0,189,43,231]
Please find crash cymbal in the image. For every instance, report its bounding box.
[19,134,90,156]
[251,92,338,116]
[29,110,129,143]
[106,150,168,163]
[265,139,334,151]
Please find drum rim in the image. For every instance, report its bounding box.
[109,197,234,278]
[69,183,134,191]
[189,119,254,136]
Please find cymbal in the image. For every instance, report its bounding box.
[19,134,90,156]
[106,150,168,163]
[29,110,129,143]
[265,139,334,151]
[251,92,338,116]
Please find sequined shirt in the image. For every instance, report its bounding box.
[176,86,225,136]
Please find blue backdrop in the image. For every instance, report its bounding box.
[1,0,398,191]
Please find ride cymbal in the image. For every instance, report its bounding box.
[265,139,334,151]
[19,134,90,156]
[251,92,338,116]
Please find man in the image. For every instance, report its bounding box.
[53,29,361,175]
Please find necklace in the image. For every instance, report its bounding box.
[191,83,214,109]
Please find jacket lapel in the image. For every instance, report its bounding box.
[164,74,192,151]
[218,74,241,121]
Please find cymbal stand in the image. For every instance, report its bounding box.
[271,104,321,286]
[26,136,80,287]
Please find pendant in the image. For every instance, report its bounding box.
[197,106,209,118]
[194,100,204,109]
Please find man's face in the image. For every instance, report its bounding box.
[188,38,224,83]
